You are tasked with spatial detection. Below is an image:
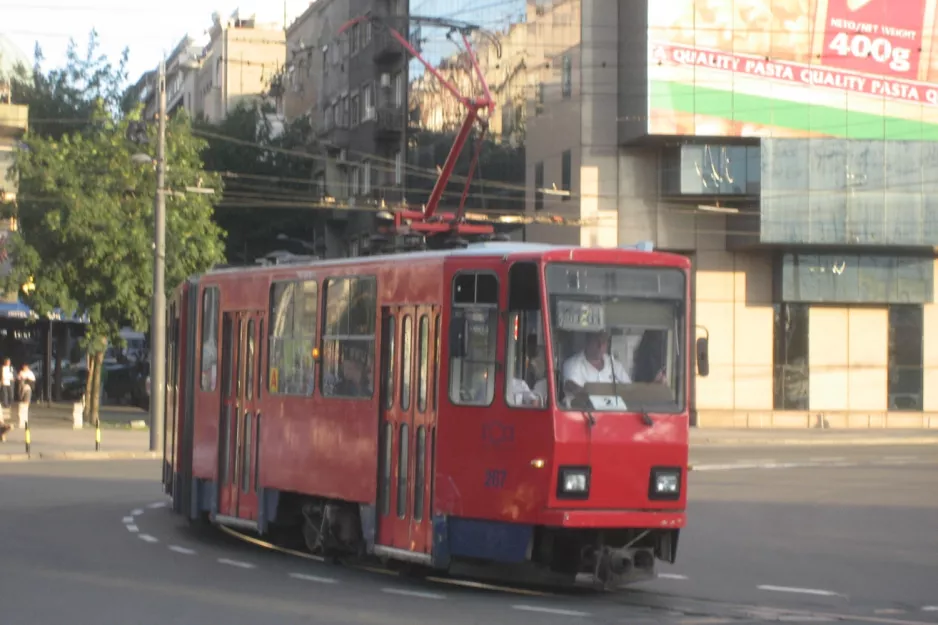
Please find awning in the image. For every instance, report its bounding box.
[0,300,89,323]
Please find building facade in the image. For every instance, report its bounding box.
[526,0,938,428]
[131,10,286,123]
[284,0,410,255]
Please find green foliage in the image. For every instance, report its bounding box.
[196,103,320,263]
[406,129,525,212]
[2,102,226,344]
[7,30,129,139]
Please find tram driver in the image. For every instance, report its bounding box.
[561,330,631,401]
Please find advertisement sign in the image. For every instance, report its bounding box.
[648,0,938,139]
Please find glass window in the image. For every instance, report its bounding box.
[561,150,571,201]
[246,320,255,400]
[384,315,396,410]
[433,315,441,411]
[417,315,429,412]
[401,315,413,410]
[200,287,219,391]
[773,303,809,410]
[546,263,686,413]
[506,263,547,409]
[888,306,923,411]
[449,272,499,406]
[268,280,318,396]
[321,276,377,398]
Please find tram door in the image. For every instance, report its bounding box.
[217,311,263,520]
[376,305,440,555]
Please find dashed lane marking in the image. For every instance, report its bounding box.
[122,516,135,523]
[658,573,689,580]
[512,604,591,617]
[131,508,144,516]
[289,572,338,584]
[138,534,159,543]
[923,607,938,612]
[147,501,168,509]
[217,558,256,569]
[757,585,842,597]
[380,588,445,600]
[126,524,139,533]
[168,545,196,555]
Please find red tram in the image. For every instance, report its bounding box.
[161,242,710,588]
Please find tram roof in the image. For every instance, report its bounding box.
[202,241,685,278]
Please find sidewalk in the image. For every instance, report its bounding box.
[0,426,156,461]
[690,427,938,447]
[10,401,149,429]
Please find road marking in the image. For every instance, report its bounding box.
[122,516,135,524]
[757,585,841,597]
[923,606,938,611]
[217,558,256,569]
[168,545,196,555]
[126,524,139,533]
[138,534,159,543]
[289,572,338,584]
[659,573,689,580]
[380,588,445,600]
[512,605,591,617]
[677,619,736,624]
[131,508,144,516]
[147,501,167,509]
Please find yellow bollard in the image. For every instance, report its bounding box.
[24,420,30,456]
[95,422,101,452]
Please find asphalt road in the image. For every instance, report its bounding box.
[0,446,935,625]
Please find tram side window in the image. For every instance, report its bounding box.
[506,263,547,408]
[321,276,377,399]
[268,280,318,396]
[449,272,498,406]
[200,287,219,391]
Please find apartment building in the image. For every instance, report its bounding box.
[131,10,286,123]
[525,0,938,428]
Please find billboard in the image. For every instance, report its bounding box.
[648,0,938,139]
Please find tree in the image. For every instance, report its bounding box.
[196,102,321,263]
[1,103,225,424]
[7,30,128,139]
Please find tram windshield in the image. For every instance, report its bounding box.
[545,263,686,413]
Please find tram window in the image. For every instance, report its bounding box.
[449,271,498,406]
[200,286,219,391]
[417,315,429,412]
[268,280,318,396]
[433,314,441,412]
[506,262,547,409]
[246,320,255,400]
[401,315,413,410]
[321,276,377,398]
[383,316,396,410]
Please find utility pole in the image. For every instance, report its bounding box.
[150,58,167,454]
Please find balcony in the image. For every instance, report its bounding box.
[372,29,403,63]
[375,106,404,139]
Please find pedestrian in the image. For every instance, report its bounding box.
[16,363,35,429]
[1,358,13,411]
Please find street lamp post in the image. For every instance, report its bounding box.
[150,58,167,454]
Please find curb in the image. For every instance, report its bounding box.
[0,450,160,462]
[692,437,938,447]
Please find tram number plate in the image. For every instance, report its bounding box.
[484,469,507,489]
[556,300,605,331]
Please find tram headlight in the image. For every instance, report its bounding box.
[649,466,682,501]
[557,466,590,499]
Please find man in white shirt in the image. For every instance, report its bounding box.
[561,330,630,399]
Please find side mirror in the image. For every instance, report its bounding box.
[696,337,709,377]
[449,317,467,359]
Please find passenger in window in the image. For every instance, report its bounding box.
[333,350,366,397]
[562,330,630,398]
[463,368,492,404]
[524,333,545,389]
[508,377,547,408]
[631,331,667,384]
